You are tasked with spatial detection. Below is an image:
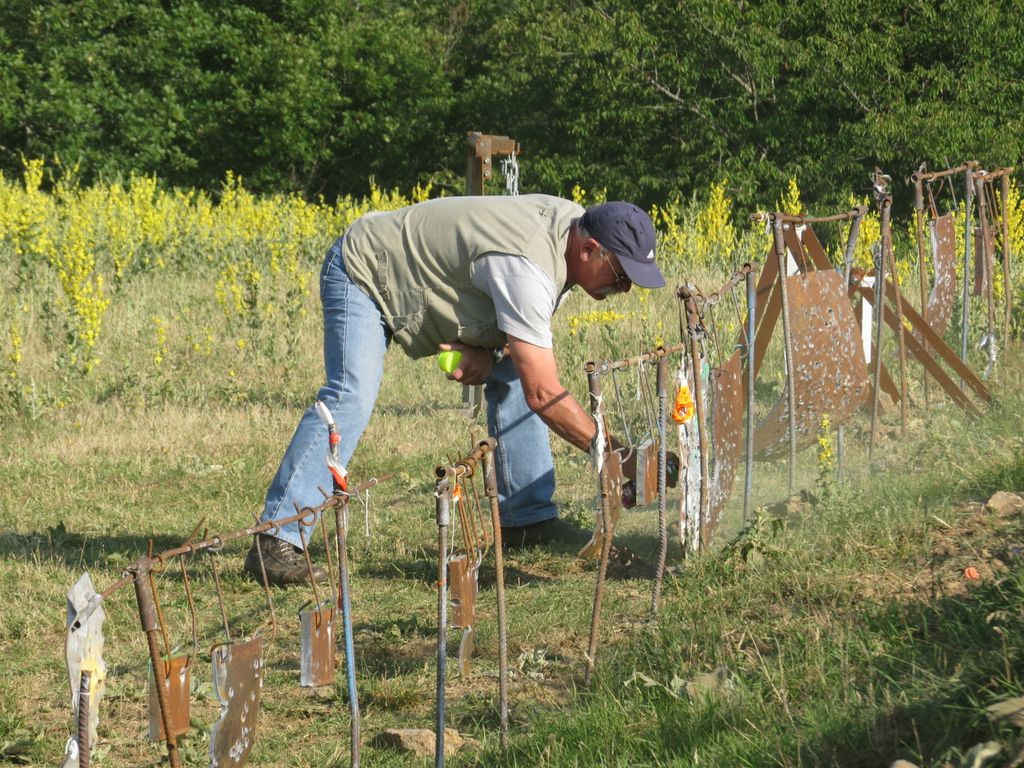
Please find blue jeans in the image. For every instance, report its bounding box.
[261,236,556,547]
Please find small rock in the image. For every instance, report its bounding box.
[960,740,1001,768]
[986,696,1024,728]
[986,491,1024,517]
[766,495,807,516]
[373,727,467,757]
[890,760,920,768]
[685,666,734,702]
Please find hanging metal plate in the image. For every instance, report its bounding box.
[927,214,957,336]
[632,438,661,507]
[973,220,996,296]
[299,602,336,688]
[458,627,476,677]
[448,553,477,629]
[754,270,870,459]
[708,351,745,528]
[148,654,191,740]
[210,637,264,768]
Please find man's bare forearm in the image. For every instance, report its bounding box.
[522,386,596,452]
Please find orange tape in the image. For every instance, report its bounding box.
[671,385,695,424]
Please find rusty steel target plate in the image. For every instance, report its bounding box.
[210,637,264,767]
[447,553,478,630]
[299,602,335,688]
[148,655,191,741]
[754,270,870,459]
[708,351,744,526]
[927,214,957,336]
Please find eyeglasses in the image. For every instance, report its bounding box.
[602,251,630,292]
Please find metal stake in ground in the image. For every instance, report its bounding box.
[584,365,618,685]
[1001,173,1013,349]
[481,444,510,750]
[961,162,977,372]
[771,217,798,495]
[434,473,452,767]
[876,173,909,437]
[913,168,931,413]
[651,354,670,615]
[838,209,865,480]
[314,400,361,767]
[744,266,757,518]
[130,560,181,768]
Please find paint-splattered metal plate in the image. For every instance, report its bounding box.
[754,270,870,459]
[210,637,264,767]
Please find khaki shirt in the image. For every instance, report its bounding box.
[342,194,583,358]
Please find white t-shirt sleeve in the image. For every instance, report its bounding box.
[470,253,558,348]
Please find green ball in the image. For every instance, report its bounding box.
[437,350,462,374]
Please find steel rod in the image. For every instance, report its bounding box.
[1001,174,1013,348]
[132,563,180,768]
[335,494,360,767]
[482,449,509,749]
[961,165,975,370]
[771,218,798,494]
[879,189,909,436]
[911,161,978,184]
[651,356,669,615]
[868,211,888,464]
[92,476,392,606]
[434,479,450,767]
[914,177,931,412]
[752,205,868,226]
[76,670,91,768]
[975,177,998,367]
[837,207,863,482]
[583,369,616,685]
[584,342,685,377]
[744,267,757,519]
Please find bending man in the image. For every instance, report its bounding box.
[246,194,666,585]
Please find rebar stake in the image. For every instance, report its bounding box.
[961,163,977,374]
[743,267,757,520]
[434,477,451,767]
[76,670,91,768]
[482,447,509,749]
[336,493,360,767]
[651,355,669,615]
[584,368,613,685]
[913,173,931,413]
[771,218,798,495]
[131,562,180,768]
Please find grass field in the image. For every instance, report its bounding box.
[2,170,1024,767]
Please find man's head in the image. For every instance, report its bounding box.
[568,202,665,299]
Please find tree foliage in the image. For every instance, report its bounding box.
[1,0,1020,210]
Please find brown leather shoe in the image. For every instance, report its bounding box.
[245,534,328,586]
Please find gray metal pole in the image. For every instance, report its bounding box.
[434,481,450,768]
[482,450,509,749]
[772,218,798,494]
[961,165,975,368]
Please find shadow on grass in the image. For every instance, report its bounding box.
[793,578,1024,766]
[0,526,191,572]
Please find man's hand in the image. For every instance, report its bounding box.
[438,342,493,386]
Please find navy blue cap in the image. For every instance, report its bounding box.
[581,202,665,289]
